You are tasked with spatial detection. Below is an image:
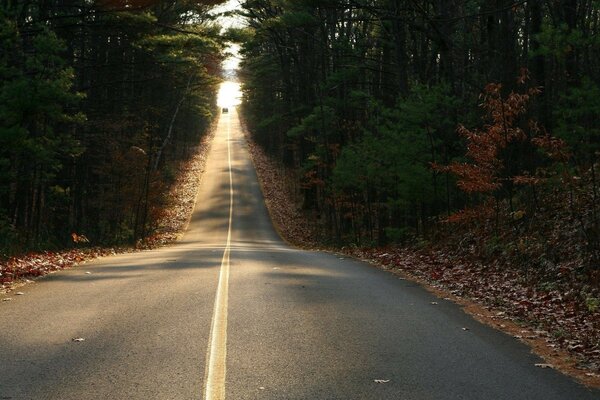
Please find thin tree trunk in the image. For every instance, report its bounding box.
[153,74,194,171]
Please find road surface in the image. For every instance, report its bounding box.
[1,108,598,400]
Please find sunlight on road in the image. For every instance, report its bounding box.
[217,81,242,107]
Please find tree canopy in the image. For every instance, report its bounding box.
[237,0,599,267]
[0,0,227,254]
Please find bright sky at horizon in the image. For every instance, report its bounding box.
[217,80,242,107]
[212,0,243,106]
[212,0,244,71]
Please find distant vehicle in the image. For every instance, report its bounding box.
[222,107,229,113]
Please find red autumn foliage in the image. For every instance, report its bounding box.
[436,70,563,224]
[532,133,571,162]
[246,73,600,382]
[444,202,495,224]
[512,174,541,186]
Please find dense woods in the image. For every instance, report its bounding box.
[237,0,600,271]
[1,0,599,379]
[0,0,225,254]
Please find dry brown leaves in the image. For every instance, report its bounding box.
[242,124,318,248]
[1,122,216,293]
[241,115,599,385]
[345,246,600,385]
[139,122,216,249]
[0,247,124,293]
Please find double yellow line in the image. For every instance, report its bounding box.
[203,111,233,400]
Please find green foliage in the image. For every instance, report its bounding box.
[331,84,459,240]
[586,296,600,313]
[0,0,224,253]
[140,26,222,66]
[265,9,317,29]
[533,22,598,62]
[240,0,600,256]
[554,77,600,163]
[384,227,414,243]
[287,105,336,139]
[0,11,84,250]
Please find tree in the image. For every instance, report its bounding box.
[0,0,226,254]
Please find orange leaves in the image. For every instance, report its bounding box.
[443,163,500,193]
[460,125,507,165]
[480,78,541,129]
[516,67,529,85]
[532,134,571,162]
[440,125,505,196]
[512,174,541,186]
[443,83,536,198]
[0,248,118,290]
[438,69,571,224]
[444,204,495,224]
[71,233,90,244]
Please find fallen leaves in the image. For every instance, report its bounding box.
[0,247,121,293]
[241,115,600,381]
[344,246,600,376]
[0,125,215,292]
[138,127,214,250]
[535,363,554,369]
[244,123,320,248]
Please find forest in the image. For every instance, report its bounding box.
[1,0,600,380]
[0,0,226,255]
[1,0,598,273]
[237,0,600,273]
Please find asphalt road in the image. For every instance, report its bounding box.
[1,108,598,400]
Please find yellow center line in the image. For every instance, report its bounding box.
[203,111,233,400]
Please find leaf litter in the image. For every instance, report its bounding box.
[247,122,600,387]
[0,123,215,295]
